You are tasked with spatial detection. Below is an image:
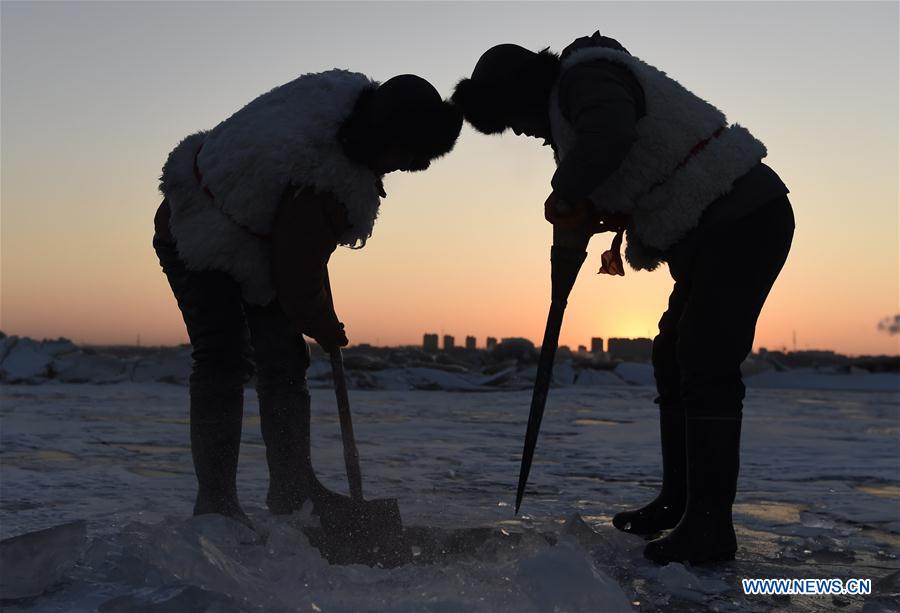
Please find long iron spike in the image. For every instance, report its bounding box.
[515,245,587,515]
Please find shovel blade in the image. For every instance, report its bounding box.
[305,496,410,568]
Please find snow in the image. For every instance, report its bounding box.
[1,382,898,611]
[552,362,577,386]
[613,363,655,387]
[1,334,898,393]
[744,368,900,392]
[516,537,633,612]
[401,367,485,392]
[0,338,54,382]
[651,562,729,603]
[130,347,192,385]
[575,369,625,387]
[52,353,129,384]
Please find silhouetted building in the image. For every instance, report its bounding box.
[577,345,587,353]
[465,336,477,350]
[591,337,604,354]
[443,335,455,351]
[486,337,498,350]
[608,338,653,362]
[423,333,439,353]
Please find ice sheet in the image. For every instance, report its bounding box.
[1,383,898,611]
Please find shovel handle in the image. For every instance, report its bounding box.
[330,348,364,501]
[322,270,364,502]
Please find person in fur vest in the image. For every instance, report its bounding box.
[452,32,794,565]
[154,71,462,525]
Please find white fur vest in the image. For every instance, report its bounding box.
[159,70,382,304]
[549,48,767,270]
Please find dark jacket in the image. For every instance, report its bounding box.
[550,32,788,240]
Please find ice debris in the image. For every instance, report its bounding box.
[650,562,730,603]
[0,520,87,600]
[515,536,633,612]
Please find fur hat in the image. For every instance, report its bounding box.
[452,44,560,135]
[559,31,630,61]
[339,74,462,171]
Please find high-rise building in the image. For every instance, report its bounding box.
[423,333,439,353]
[465,336,477,350]
[591,337,604,354]
[607,338,653,362]
[486,337,498,350]
[443,335,455,351]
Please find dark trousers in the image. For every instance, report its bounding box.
[153,235,310,393]
[154,234,311,508]
[652,195,795,418]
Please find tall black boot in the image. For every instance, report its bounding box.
[613,407,686,534]
[644,415,741,565]
[259,385,347,515]
[190,383,249,525]
[258,382,312,514]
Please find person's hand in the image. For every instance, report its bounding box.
[544,192,592,229]
[303,307,349,353]
[544,192,630,234]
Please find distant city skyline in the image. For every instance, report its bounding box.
[24,330,890,360]
[414,330,896,357]
[2,2,897,357]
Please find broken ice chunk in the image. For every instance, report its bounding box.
[0,520,87,600]
[651,562,729,603]
[516,537,633,612]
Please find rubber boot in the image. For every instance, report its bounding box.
[259,385,347,516]
[190,383,251,527]
[613,407,686,535]
[259,381,311,514]
[643,415,741,565]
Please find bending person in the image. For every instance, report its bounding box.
[452,32,793,565]
[155,70,461,525]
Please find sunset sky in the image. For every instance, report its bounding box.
[2,1,898,356]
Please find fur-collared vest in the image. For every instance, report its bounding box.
[549,48,767,270]
[159,70,382,304]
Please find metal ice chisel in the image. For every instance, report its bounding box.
[515,245,586,514]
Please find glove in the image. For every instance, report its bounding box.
[297,288,349,352]
[544,192,629,234]
[303,308,348,352]
[544,192,628,276]
[544,192,592,229]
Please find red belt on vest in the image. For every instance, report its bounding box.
[597,125,726,276]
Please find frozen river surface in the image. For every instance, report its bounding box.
[1,383,898,612]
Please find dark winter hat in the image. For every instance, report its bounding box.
[451,44,560,135]
[559,31,630,61]
[339,74,463,171]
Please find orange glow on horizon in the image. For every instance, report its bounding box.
[1,1,897,358]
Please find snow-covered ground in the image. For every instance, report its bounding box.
[1,382,898,612]
[2,332,899,394]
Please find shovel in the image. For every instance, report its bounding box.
[305,274,410,567]
[515,234,588,515]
